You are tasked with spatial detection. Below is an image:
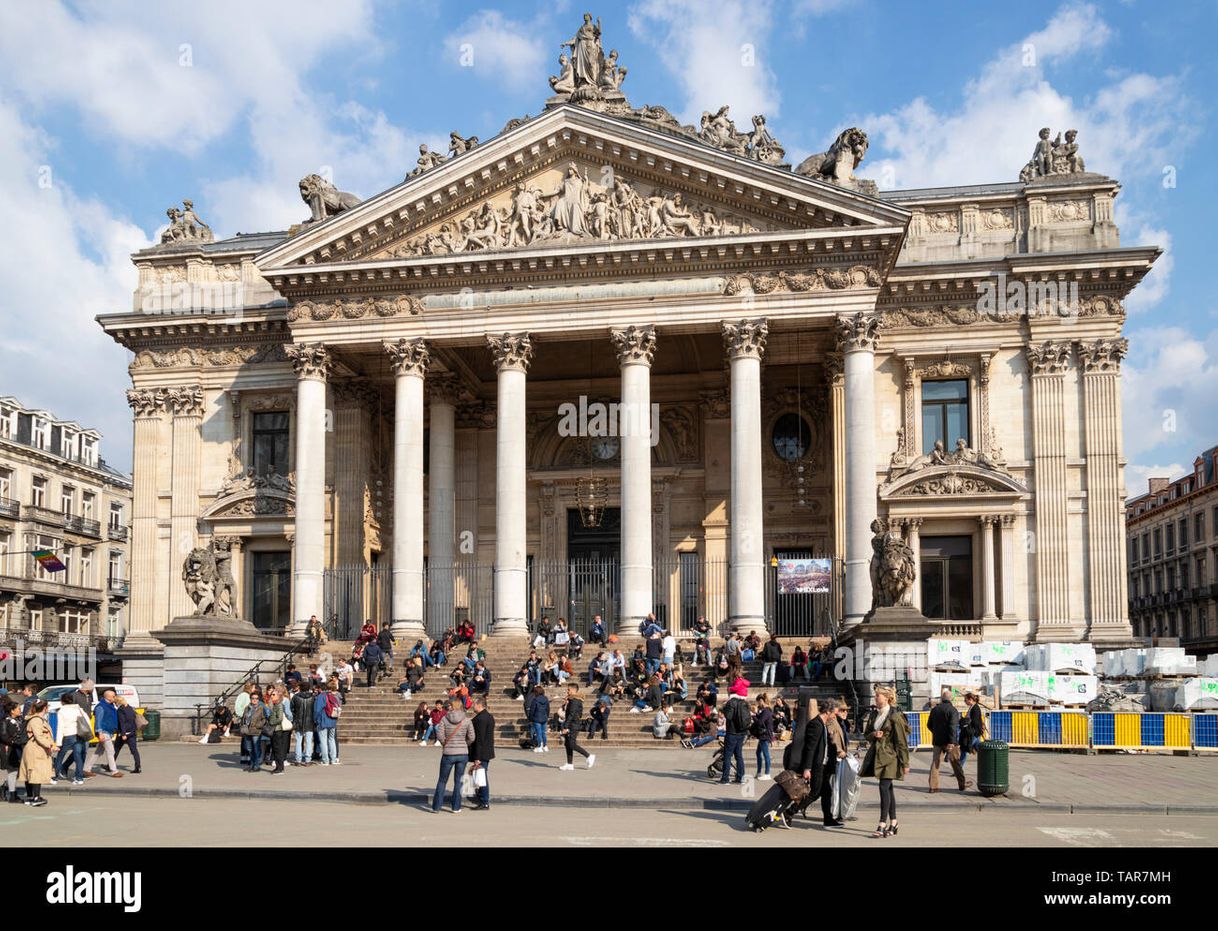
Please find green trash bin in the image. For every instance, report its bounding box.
[976,739,1009,797]
[141,709,161,742]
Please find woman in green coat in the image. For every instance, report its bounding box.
[861,685,909,838]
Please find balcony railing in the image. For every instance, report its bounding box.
[107,523,129,542]
[0,496,18,519]
[21,504,65,527]
[107,578,130,598]
[65,514,101,538]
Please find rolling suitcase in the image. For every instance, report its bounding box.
[745,782,793,832]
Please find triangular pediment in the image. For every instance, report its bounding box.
[255,105,909,278]
[880,462,1029,500]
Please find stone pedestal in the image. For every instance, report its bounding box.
[152,616,293,740]
[858,605,931,640]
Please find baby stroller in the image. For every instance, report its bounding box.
[706,736,726,780]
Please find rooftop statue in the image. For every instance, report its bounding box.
[1019,127,1089,182]
[159,199,214,245]
[299,173,361,223]
[795,127,877,194]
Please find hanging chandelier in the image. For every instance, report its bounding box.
[576,468,608,528]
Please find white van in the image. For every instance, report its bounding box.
[38,683,142,716]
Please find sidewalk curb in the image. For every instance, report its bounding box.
[43,784,1218,815]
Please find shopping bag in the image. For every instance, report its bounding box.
[473,767,488,788]
[832,755,861,820]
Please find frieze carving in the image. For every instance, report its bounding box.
[384,337,431,377]
[389,166,759,258]
[980,208,1014,231]
[126,388,165,418]
[130,343,288,369]
[285,343,332,381]
[1047,199,1090,223]
[1076,337,1128,374]
[1078,295,1124,318]
[925,211,959,234]
[880,305,1018,329]
[834,312,880,353]
[487,332,534,373]
[610,324,657,366]
[917,360,972,379]
[1025,340,1073,375]
[208,494,295,518]
[287,295,422,322]
[723,265,881,296]
[700,387,731,419]
[900,473,1014,497]
[722,318,769,361]
[163,385,204,418]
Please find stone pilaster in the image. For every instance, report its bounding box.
[999,514,1019,621]
[1077,337,1133,641]
[837,312,880,628]
[722,318,768,632]
[385,338,429,639]
[905,517,923,612]
[124,388,166,643]
[427,373,461,634]
[979,515,998,620]
[164,386,204,621]
[487,333,533,635]
[611,324,657,631]
[1025,340,1078,639]
[285,343,331,632]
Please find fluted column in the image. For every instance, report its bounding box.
[979,515,998,620]
[999,514,1019,620]
[385,338,429,639]
[488,333,533,636]
[612,324,657,631]
[1078,338,1133,641]
[905,517,923,612]
[286,344,331,632]
[124,388,166,641]
[827,353,846,623]
[723,319,768,633]
[427,373,461,635]
[837,312,880,627]
[165,386,204,621]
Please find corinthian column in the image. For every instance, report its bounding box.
[427,374,461,636]
[285,343,331,633]
[611,324,657,632]
[722,319,768,633]
[979,515,998,620]
[386,338,429,640]
[125,388,165,641]
[837,312,880,628]
[165,386,204,621]
[488,333,533,636]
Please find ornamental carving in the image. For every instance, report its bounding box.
[126,388,165,418]
[980,208,1014,231]
[456,400,496,429]
[723,265,881,296]
[834,312,880,353]
[207,493,295,518]
[1018,128,1089,182]
[287,295,422,322]
[1078,295,1124,318]
[158,199,213,246]
[794,127,876,193]
[879,305,1019,328]
[130,343,288,369]
[902,473,1013,496]
[881,459,1029,500]
[722,318,769,360]
[408,131,480,177]
[428,373,470,406]
[163,386,204,417]
[389,166,759,258]
[384,337,431,377]
[610,324,657,366]
[1076,337,1128,374]
[925,211,959,234]
[1025,341,1073,375]
[182,543,234,617]
[918,360,972,379]
[700,388,731,419]
[659,405,699,462]
[487,333,534,372]
[1046,199,1090,223]
[217,468,294,498]
[285,343,332,380]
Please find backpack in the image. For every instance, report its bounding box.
[324,692,341,719]
[729,699,752,733]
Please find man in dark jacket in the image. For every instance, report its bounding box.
[291,682,316,766]
[798,699,840,826]
[363,640,384,688]
[927,689,971,792]
[761,635,782,686]
[470,697,496,810]
[377,623,394,671]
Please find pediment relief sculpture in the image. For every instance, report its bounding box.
[882,442,1027,499]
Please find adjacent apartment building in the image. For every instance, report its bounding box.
[1126,444,1218,653]
[0,397,132,664]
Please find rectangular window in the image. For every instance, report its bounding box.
[920,379,970,455]
[82,492,95,520]
[1166,524,1175,551]
[1196,513,1205,544]
[920,535,974,620]
[1178,518,1188,550]
[31,476,46,507]
[80,547,94,588]
[109,502,123,529]
[1197,556,1207,587]
[61,485,74,515]
[250,550,292,630]
[0,407,13,438]
[1154,528,1162,557]
[0,468,10,499]
[1180,561,1189,590]
[61,430,75,459]
[252,412,291,477]
[1131,537,1139,563]
[679,552,700,631]
[31,418,49,450]
[0,531,10,577]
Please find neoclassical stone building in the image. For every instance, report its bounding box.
[98,20,1157,691]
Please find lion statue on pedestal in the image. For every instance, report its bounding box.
[299,173,362,223]
[182,544,235,618]
[795,127,876,193]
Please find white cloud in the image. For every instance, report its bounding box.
[628,0,780,125]
[1126,462,1188,498]
[443,10,548,93]
[1123,223,1173,313]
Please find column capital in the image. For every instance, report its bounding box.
[487,332,533,373]
[384,337,431,378]
[980,514,998,527]
[1076,337,1129,374]
[163,385,204,418]
[126,388,165,419]
[903,516,924,530]
[722,318,769,361]
[610,324,658,366]
[428,372,467,406]
[1025,340,1072,375]
[834,311,880,353]
[824,351,844,384]
[285,342,332,381]
[1000,514,1017,527]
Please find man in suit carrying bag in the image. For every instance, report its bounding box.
[799,698,842,828]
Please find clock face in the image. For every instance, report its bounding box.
[591,436,619,460]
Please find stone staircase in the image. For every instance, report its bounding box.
[306,635,850,748]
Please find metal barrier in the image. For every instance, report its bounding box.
[905,711,932,749]
[1193,713,1218,751]
[1091,711,1193,752]
[900,709,1215,752]
[988,710,1089,749]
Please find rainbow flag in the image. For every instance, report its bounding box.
[33,549,65,572]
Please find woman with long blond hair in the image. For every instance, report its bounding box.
[861,685,910,838]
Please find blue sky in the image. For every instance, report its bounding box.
[0,0,1214,483]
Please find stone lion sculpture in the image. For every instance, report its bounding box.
[795,127,874,191]
[182,544,235,617]
[869,518,917,611]
[299,173,362,223]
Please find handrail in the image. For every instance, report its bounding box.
[191,634,311,736]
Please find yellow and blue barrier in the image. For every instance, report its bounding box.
[899,709,1215,752]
